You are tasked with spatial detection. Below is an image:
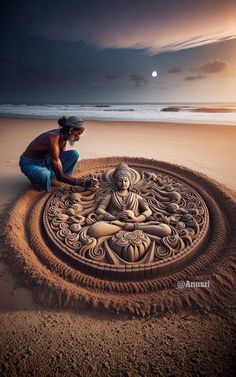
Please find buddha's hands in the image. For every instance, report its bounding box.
[117,210,137,222]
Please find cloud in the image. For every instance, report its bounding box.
[184,75,206,81]
[199,60,228,73]
[168,67,182,73]
[106,74,119,80]
[22,0,236,55]
[130,74,147,87]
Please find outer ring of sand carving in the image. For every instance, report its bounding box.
[1,157,236,316]
[42,166,210,280]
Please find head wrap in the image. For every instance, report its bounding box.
[59,116,85,130]
[66,116,85,129]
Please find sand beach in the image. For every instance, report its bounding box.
[0,117,235,376]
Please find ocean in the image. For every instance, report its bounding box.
[0,103,236,125]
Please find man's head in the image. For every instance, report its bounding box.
[58,116,85,145]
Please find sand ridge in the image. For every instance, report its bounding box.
[1,157,235,316]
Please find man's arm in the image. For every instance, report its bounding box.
[60,141,67,152]
[96,194,116,220]
[49,138,77,185]
[48,135,99,188]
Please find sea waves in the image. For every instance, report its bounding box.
[0,103,236,125]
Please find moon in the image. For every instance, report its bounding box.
[152,71,157,78]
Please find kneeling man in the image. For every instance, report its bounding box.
[19,116,96,192]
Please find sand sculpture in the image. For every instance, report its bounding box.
[1,157,235,315]
[43,162,209,279]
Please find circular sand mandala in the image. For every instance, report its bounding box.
[43,163,209,280]
[1,157,236,316]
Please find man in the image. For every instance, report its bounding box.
[19,116,97,192]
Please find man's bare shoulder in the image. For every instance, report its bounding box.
[47,129,61,141]
[35,129,60,145]
[42,128,60,139]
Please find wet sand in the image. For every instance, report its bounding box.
[0,117,235,376]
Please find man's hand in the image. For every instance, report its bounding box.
[90,177,99,188]
[86,177,99,191]
[75,176,99,190]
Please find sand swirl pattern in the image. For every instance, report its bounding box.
[42,160,210,279]
[1,157,235,316]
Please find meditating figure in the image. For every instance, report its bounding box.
[87,163,172,239]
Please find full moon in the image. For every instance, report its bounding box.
[152,71,157,78]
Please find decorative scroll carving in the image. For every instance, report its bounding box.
[43,162,209,279]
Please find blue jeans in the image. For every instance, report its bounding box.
[19,150,79,192]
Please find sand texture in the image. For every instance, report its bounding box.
[0,118,235,376]
[1,156,236,316]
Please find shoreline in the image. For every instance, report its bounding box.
[1,114,236,126]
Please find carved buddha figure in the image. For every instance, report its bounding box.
[44,160,206,267]
[87,163,172,240]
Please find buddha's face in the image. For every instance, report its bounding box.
[117,176,130,190]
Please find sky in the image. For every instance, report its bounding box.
[0,0,236,104]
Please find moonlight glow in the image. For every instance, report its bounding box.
[152,71,157,78]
